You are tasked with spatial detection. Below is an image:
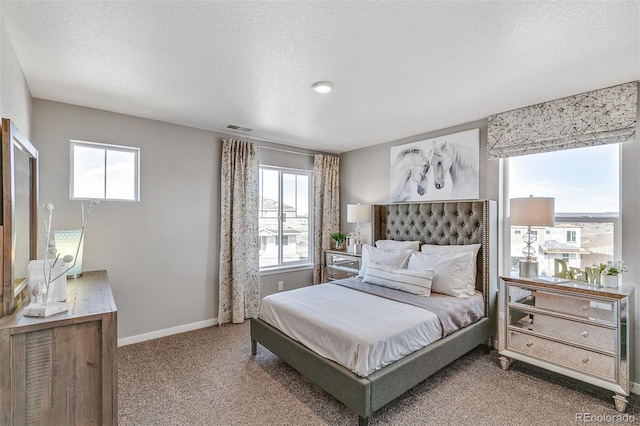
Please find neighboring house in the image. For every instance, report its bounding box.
[259,198,308,266]
[510,223,613,276]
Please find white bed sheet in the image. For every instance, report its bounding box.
[258,283,443,377]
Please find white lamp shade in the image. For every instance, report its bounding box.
[510,197,555,227]
[347,204,371,223]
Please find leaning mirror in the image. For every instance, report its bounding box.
[1,118,38,317]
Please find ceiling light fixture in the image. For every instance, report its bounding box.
[311,81,334,94]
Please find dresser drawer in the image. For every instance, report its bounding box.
[509,307,616,352]
[325,267,358,281]
[534,291,617,324]
[508,330,616,381]
[326,253,360,270]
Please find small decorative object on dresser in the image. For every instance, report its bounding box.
[23,200,99,317]
[595,260,628,288]
[330,232,347,250]
[498,274,634,412]
[323,249,361,283]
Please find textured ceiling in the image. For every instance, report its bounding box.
[1,1,638,153]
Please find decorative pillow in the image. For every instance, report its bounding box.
[375,239,421,252]
[358,244,412,278]
[363,262,433,296]
[420,244,481,293]
[407,251,474,298]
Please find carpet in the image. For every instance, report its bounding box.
[118,322,638,425]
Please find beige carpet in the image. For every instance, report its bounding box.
[118,322,638,425]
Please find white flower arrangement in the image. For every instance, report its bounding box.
[595,260,628,276]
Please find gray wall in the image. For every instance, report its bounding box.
[339,119,499,241]
[33,100,221,339]
[31,100,318,340]
[339,116,640,385]
[0,19,32,136]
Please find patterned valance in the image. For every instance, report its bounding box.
[487,81,638,159]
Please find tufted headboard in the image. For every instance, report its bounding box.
[372,200,497,317]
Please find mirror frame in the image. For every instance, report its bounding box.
[1,118,38,317]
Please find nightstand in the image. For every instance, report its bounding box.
[323,250,362,283]
[498,274,634,412]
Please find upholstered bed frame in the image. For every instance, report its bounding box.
[251,200,497,425]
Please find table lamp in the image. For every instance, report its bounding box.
[510,196,555,277]
[346,204,371,254]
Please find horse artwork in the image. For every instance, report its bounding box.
[390,147,431,202]
[390,128,479,202]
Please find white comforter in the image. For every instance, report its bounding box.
[258,283,443,377]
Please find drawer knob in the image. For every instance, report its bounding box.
[582,306,588,311]
[526,341,533,347]
[581,331,589,337]
[330,272,336,277]
[582,358,589,364]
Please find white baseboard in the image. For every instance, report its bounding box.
[630,381,640,395]
[118,318,218,347]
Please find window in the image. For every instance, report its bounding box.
[259,166,312,269]
[508,144,620,276]
[71,140,140,201]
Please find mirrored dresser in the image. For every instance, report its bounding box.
[498,274,634,412]
[323,250,361,283]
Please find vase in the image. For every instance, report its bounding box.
[600,273,620,288]
[334,241,344,250]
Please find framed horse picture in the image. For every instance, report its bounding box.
[390,128,479,202]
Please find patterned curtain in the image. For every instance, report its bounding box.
[487,81,638,159]
[312,154,340,284]
[218,139,260,324]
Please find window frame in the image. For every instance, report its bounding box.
[258,165,313,272]
[501,145,622,276]
[70,140,140,202]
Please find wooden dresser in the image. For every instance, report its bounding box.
[498,274,633,412]
[0,270,118,425]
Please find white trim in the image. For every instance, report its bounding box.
[260,264,313,276]
[117,318,218,347]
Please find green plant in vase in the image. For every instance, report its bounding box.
[331,232,347,250]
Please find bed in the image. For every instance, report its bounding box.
[250,200,497,425]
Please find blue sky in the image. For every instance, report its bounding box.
[509,144,620,214]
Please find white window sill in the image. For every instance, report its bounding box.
[260,264,313,276]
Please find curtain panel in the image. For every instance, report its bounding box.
[487,81,638,159]
[218,139,260,324]
[312,154,340,284]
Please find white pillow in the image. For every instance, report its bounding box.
[359,244,411,278]
[375,240,421,252]
[407,251,474,298]
[420,244,481,293]
[363,262,433,296]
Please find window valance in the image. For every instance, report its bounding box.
[487,81,638,159]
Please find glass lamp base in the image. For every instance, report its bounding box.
[519,260,538,277]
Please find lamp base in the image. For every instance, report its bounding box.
[519,260,538,277]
